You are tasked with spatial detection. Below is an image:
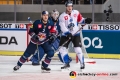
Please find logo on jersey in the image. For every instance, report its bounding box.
[48,26,51,29]
[68,23,74,31]
[38,24,42,28]
[69,18,73,22]
[74,14,77,17]
[38,32,46,41]
[64,16,68,20]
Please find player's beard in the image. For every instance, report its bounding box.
[42,19,47,24]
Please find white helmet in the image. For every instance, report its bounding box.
[51,9,59,21]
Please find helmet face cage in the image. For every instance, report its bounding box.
[51,9,59,21]
[65,0,73,7]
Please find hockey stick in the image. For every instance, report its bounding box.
[27,17,40,62]
[27,17,61,62]
[55,24,86,53]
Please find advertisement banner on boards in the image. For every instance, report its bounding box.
[1,23,120,30]
[0,31,27,51]
[0,23,120,53]
[83,31,120,54]
[69,31,120,54]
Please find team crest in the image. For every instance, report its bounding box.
[64,16,68,20]
[38,24,42,28]
[69,18,73,22]
[38,32,46,41]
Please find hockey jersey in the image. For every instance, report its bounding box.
[59,10,85,36]
[48,17,61,35]
[29,19,56,44]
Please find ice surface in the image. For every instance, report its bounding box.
[0,56,120,80]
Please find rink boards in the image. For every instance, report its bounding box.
[0,23,120,59]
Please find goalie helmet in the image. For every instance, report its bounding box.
[65,0,73,7]
[51,9,59,21]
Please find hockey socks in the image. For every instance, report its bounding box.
[17,56,27,67]
[74,47,84,64]
[18,52,31,67]
[42,56,51,68]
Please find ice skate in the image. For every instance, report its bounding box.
[13,65,20,71]
[61,63,70,71]
[41,66,51,73]
[80,63,85,69]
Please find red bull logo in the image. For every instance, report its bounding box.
[38,33,46,41]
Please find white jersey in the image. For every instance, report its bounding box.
[59,10,84,36]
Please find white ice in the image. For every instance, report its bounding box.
[0,56,120,80]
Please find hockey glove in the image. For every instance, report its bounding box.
[66,33,72,39]
[85,18,92,24]
[31,34,39,42]
[49,34,57,44]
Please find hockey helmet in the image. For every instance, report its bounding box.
[42,11,49,15]
[65,0,73,7]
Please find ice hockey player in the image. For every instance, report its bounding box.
[13,11,57,72]
[59,0,92,70]
[29,9,72,65]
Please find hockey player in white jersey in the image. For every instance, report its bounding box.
[59,0,92,70]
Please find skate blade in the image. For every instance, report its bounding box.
[41,70,50,73]
[61,68,71,72]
